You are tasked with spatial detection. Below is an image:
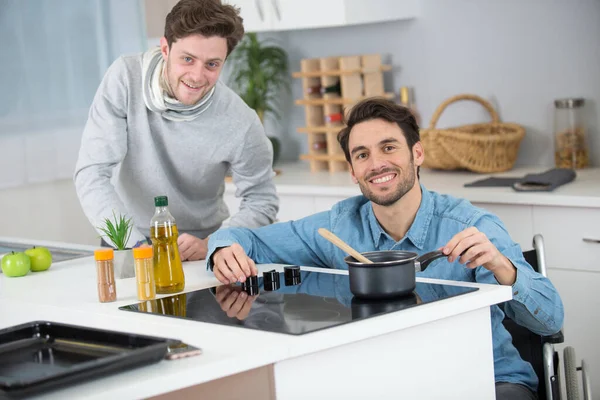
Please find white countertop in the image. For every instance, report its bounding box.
[0,252,511,399]
[227,162,600,208]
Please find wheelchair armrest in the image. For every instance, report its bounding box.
[542,329,564,344]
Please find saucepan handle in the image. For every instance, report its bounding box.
[417,250,446,271]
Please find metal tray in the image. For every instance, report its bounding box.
[0,321,177,399]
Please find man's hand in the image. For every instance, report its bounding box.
[215,285,257,320]
[442,227,516,285]
[177,233,208,261]
[212,243,258,285]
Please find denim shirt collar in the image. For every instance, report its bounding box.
[366,184,434,250]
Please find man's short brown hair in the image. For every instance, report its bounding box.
[164,0,245,56]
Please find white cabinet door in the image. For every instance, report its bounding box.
[223,191,315,225]
[547,269,600,398]
[343,0,419,26]
[472,203,534,251]
[233,0,418,33]
[225,0,273,32]
[277,194,315,222]
[533,206,600,272]
[272,0,345,31]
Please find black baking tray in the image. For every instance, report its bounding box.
[0,321,177,399]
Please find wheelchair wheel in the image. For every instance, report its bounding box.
[564,346,580,400]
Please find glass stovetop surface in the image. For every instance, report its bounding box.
[119,269,478,336]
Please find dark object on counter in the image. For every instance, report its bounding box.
[0,321,175,399]
[263,270,280,291]
[242,275,259,295]
[464,177,522,187]
[344,250,447,299]
[464,168,576,192]
[284,266,301,286]
[512,168,576,192]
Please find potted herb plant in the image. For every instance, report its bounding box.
[227,32,290,165]
[97,211,136,279]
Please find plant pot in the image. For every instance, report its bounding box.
[113,249,135,279]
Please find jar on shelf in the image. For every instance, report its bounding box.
[554,98,589,169]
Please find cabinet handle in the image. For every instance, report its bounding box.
[271,0,281,21]
[255,0,264,21]
[582,238,600,244]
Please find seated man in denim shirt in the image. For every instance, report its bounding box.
[206,98,564,400]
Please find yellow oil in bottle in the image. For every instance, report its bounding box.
[150,223,185,294]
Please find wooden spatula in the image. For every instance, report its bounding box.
[317,228,373,264]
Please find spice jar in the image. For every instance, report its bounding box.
[133,246,156,301]
[95,248,116,303]
[554,98,589,169]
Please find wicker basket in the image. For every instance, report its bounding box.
[420,94,525,173]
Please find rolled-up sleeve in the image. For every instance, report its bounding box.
[474,216,564,336]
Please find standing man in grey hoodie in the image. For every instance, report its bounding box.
[74,0,279,261]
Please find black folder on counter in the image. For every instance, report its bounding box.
[464,168,576,192]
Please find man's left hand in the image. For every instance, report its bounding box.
[177,233,208,261]
[442,227,516,285]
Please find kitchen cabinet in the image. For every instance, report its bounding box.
[222,0,271,33]
[532,206,600,273]
[223,0,419,33]
[223,193,317,224]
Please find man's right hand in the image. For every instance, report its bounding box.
[212,243,258,285]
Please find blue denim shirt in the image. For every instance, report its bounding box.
[208,185,564,391]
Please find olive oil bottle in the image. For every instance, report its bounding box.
[150,196,185,294]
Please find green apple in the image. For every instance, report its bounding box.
[1,251,31,277]
[25,246,52,272]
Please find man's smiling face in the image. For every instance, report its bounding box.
[348,118,422,207]
[160,34,227,105]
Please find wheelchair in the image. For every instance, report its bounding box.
[502,234,592,400]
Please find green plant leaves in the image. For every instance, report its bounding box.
[227,32,290,122]
[97,211,133,250]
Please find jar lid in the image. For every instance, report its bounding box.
[95,248,114,261]
[133,246,153,259]
[554,98,584,108]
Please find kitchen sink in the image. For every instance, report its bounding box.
[0,242,94,264]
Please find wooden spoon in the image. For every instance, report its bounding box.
[317,228,373,264]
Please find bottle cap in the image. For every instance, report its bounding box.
[95,248,114,261]
[133,246,153,259]
[154,196,168,207]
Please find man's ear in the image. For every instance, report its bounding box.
[349,162,358,184]
[160,37,169,60]
[413,141,425,167]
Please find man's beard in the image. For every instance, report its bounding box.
[357,161,416,207]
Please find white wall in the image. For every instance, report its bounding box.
[269,0,600,168]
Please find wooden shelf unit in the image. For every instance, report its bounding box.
[294,54,391,173]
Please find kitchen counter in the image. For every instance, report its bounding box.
[226,162,600,208]
[0,249,511,399]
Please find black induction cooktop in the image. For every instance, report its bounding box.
[119,268,478,336]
